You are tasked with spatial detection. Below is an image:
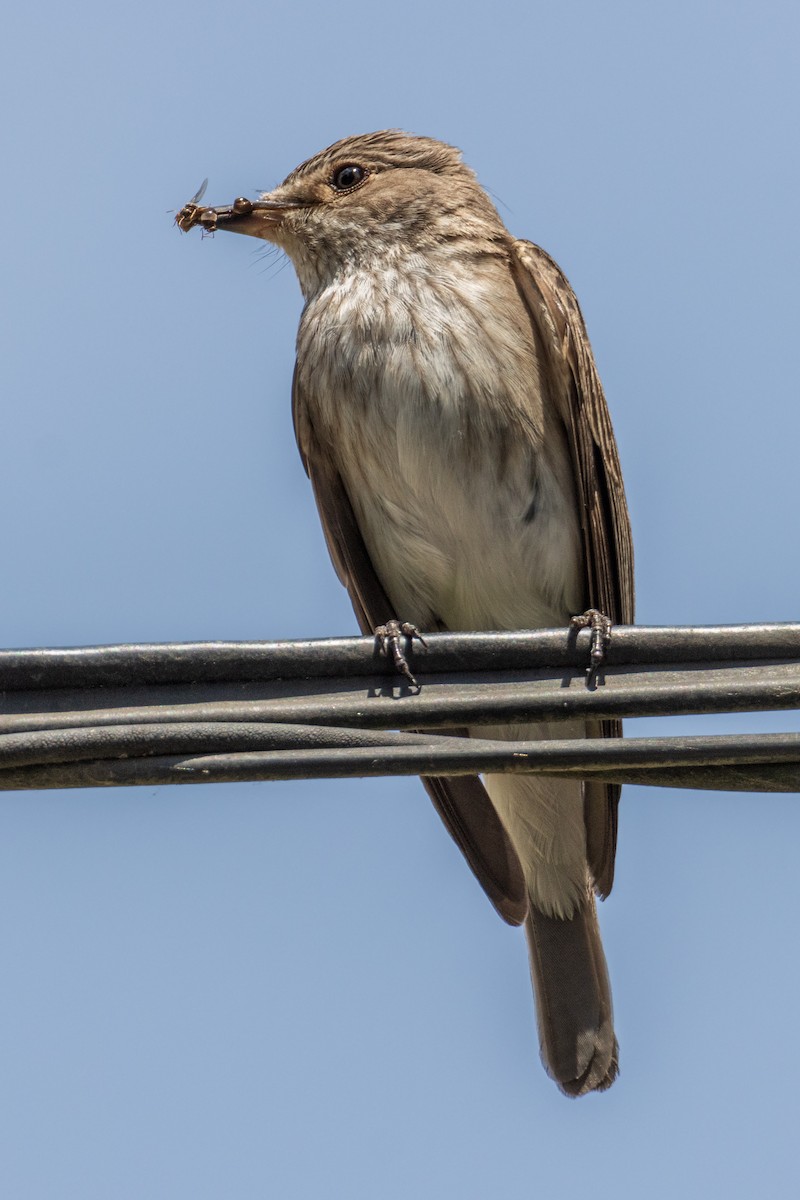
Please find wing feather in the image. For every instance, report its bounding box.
[509,240,635,896]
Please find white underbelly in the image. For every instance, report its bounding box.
[340,413,584,633]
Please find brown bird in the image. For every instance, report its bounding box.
[176,132,634,1096]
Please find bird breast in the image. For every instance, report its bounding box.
[295,252,585,631]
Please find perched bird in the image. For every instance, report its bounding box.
[176,132,634,1096]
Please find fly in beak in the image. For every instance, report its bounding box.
[175,188,301,238]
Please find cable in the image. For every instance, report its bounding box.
[0,625,797,792]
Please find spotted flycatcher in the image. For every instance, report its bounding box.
[177,132,635,1096]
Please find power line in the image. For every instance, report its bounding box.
[1,624,798,792]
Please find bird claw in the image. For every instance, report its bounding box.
[570,608,612,683]
[374,620,427,688]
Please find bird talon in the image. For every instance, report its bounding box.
[398,621,427,648]
[570,608,612,681]
[374,620,425,687]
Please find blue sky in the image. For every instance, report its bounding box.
[2,1,799,1195]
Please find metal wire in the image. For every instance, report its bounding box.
[0,624,798,792]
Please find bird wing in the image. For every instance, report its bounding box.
[509,239,635,896]
[291,364,528,926]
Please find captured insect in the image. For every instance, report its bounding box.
[174,181,256,234]
[175,179,210,233]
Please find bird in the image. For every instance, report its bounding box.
[176,131,635,1096]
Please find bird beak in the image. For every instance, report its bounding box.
[175,193,301,238]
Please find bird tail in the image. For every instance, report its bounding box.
[524,890,618,1096]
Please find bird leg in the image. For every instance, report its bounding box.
[374,620,427,688]
[570,608,612,682]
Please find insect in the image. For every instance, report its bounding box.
[175,178,209,233]
[174,181,255,235]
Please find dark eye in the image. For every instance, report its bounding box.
[331,164,366,191]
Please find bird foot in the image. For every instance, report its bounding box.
[570,608,612,683]
[374,620,427,688]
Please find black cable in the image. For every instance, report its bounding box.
[1,623,798,690]
[0,625,798,793]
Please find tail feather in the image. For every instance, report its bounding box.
[524,891,618,1096]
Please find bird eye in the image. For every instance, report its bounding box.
[331,164,367,191]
